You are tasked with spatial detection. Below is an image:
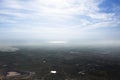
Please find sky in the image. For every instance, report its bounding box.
[0,0,120,46]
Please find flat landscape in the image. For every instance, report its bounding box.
[0,46,120,80]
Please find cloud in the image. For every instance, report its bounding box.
[0,45,19,52]
[82,20,120,30]
[0,0,120,45]
[0,0,119,30]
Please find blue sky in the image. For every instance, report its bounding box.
[0,0,120,46]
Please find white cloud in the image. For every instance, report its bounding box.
[0,0,103,18]
[1,0,119,30]
[2,0,23,9]
[0,46,19,52]
[88,13,114,20]
[0,16,17,23]
[25,0,101,17]
[82,20,120,30]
